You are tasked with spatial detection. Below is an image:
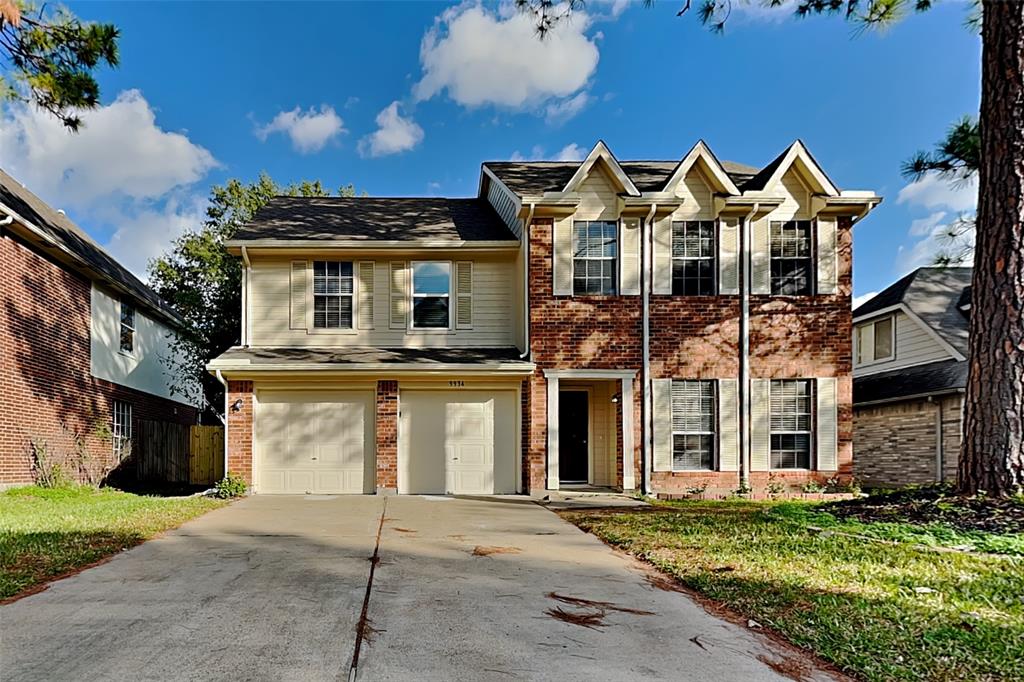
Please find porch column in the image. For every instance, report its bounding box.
[621,377,635,491]
[545,374,560,489]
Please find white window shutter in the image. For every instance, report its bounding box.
[455,261,473,329]
[718,379,739,471]
[816,216,838,295]
[289,260,307,330]
[653,217,672,294]
[357,261,375,330]
[619,218,641,295]
[552,218,573,296]
[751,219,771,294]
[750,379,771,471]
[652,378,673,472]
[389,261,408,329]
[816,377,838,471]
[718,217,740,295]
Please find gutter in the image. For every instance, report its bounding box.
[213,369,229,480]
[642,203,657,495]
[241,246,251,347]
[0,214,13,227]
[738,202,759,491]
[519,203,535,360]
[853,387,965,408]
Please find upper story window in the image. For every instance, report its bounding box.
[573,220,617,295]
[119,301,135,354]
[671,380,717,471]
[313,261,353,329]
[112,400,132,459]
[412,261,451,329]
[672,221,716,296]
[770,379,813,469]
[770,220,813,295]
[855,316,895,366]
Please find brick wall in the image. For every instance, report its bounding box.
[226,381,254,483]
[375,380,398,491]
[1,231,197,486]
[854,393,963,487]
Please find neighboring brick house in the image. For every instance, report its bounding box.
[0,169,200,487]
[208,140,879,496]
[853,267,971,487]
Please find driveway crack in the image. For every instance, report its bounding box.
[347,497,387,682]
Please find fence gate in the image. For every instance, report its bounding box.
[136,421,224,485]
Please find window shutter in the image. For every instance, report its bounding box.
[619,218,641,295]
[289,260,307,330]
[816,216,838,295]
[750,379,771,471]
[357,261,375,329]
[455,261,473,329]
[816,377,838,471]
[751,219,771,294]
[718,217,740,295]
[652,217,672,294]
[389,261,407,329]
[652,378,673,472]
[718,379,739,471]
[552,218,573,296]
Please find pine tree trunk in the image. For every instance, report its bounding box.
[959,1,1024,496]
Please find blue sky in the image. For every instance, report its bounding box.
[1,1,980,301]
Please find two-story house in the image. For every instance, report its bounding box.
[208,140,879,496]
[852,266,971,487]
[0,168,200,487]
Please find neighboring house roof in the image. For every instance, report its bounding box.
[0,168,185,328]
[483,159,761,196]
[854,358,967,405]
[208,346,534,372]
[854,266,972,357]
[231,197,517,243]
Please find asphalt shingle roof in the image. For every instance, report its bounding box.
[232,197,516,243]
[854,359,967,405]
[211,346,527,366]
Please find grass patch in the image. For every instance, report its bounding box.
[562,500,1024,682]
[0,485,227,600]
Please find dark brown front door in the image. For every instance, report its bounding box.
[559,390,589,483]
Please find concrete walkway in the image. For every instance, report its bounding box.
[1,495,837,681]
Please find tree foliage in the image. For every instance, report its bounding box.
[148,174,357,420]
[0,1,119,130]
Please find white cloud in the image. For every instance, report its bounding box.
[897,174,977,213]
[254,104,345,154]
[852,291,878,310]
[908,211,948,237]
[897,214,976,272]
[358,101,424,158]
[544,91,592,124]
[510,142,585,161]
[414,3,599,112]
[0,90,218,279]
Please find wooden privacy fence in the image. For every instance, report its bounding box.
[136,420,224,485]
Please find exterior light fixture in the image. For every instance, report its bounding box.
[231,398,244,412]
[610,393,621,404]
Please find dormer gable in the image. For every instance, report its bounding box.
[660,140,740,196]
[561,140,641,197]
[747,140,839,197]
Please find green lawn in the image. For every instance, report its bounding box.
[0,486,227,601]
[562,500,1024,682]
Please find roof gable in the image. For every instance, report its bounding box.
[743,140,838,196]
[661,140,740,195]
[561,141,641,197]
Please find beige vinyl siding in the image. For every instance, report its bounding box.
[249,256,516,347]
[853,311,954,375]
[770,168,813,222]
[486,178,522,239]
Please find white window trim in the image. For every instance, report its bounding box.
[310,260,356,332]
[409,260,453,332]
[572,219,619,297]
[854,315,896,367]
[118,300,136,357]
[768,379,815,471]
[670,379,718,472]
[112,400,132,459]
[671,219,718,297]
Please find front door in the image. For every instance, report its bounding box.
[559,390,589,484]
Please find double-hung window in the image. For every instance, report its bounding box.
[112,400,132,459]
[855,316,895,366]
[572,220,617,295]
[769,379,813,469]
[412,261,451,329]
[672,220,716,295]
[671,380,716,470]
[313,261,354,329]
[770,220,813,295]
[119,301,135,354]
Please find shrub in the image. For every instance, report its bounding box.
[213,473,248,499]
[29,439,72,489]
[765,474,787,497]
[801,480,826,494]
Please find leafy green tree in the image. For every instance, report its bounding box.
[149,174,357,420]
[0,1,119,130]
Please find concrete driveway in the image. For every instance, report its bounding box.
[2,495,836,681]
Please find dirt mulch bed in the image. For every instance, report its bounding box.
[821,485,1024,535]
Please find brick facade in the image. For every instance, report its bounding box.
[226,381,254,483]
[375,380,399,491]
[1,231,197,486]
[854,394,962,487]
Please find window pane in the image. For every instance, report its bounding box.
[413,262,450,295]
[673,434,713,470]
[413,296,449,328]
[120,304,135,328]
[874,317,893,360]
[314,296,327,328]
[120,327,133,353]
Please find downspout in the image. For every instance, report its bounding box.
[214,369,229,479]
[738,202,759,491]
[0,214,13,227]
[642,203,657,495]
[934,396,944,482]
[240,246,252,348]
[519,203,535,359]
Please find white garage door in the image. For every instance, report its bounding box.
[256,390,374,494]
[399,390,517,495]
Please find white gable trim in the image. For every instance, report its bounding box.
[661,140,740,195]
[561,140,641,197]
[760,140,839,197]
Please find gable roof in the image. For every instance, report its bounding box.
[0,168,184,328]
[854,266,972,356]
[231,197,517,243]
[740,140,839,195]
[854,358,967,405]
[560,141,641,196]
[659,140,741,195]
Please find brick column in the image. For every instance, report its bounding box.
[525,372,547,493]
[375,380,398,492]
[226,381,253,485]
